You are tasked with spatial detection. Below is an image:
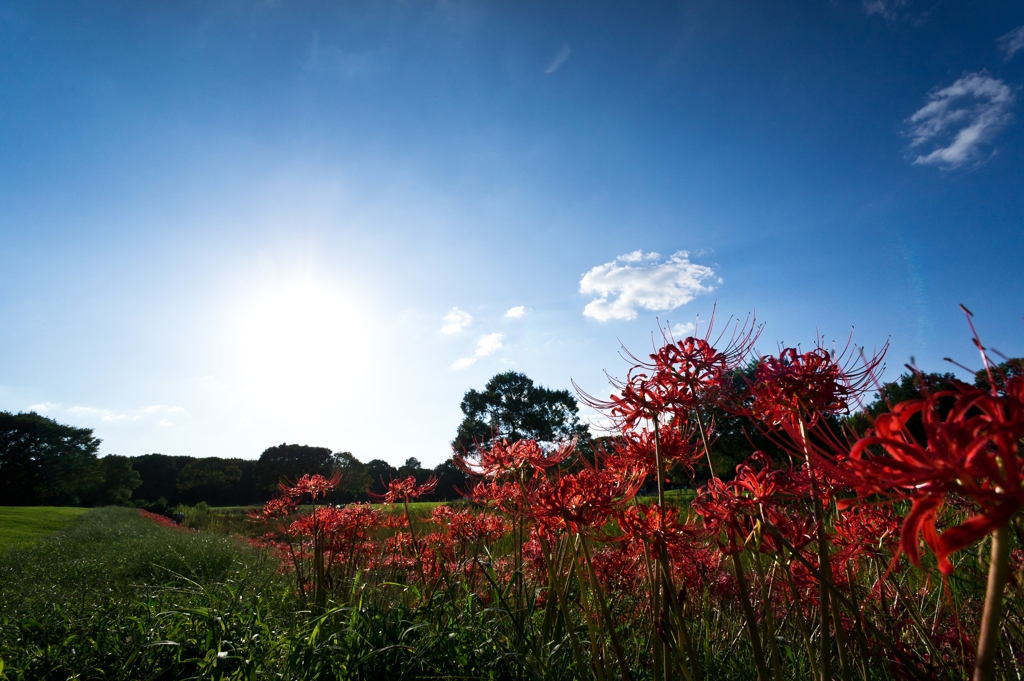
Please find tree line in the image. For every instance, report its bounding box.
[0,425,472,509]
[6,364,1012,510]
[0,371,590,510]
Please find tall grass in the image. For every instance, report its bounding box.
[0,507,561,680]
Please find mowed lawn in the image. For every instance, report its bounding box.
[0,506,89,549]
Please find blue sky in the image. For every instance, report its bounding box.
[1,0,1021,466]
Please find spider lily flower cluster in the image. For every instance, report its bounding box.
[245,311,1022,681]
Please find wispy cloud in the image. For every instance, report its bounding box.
[861,0,933,23]
[67,404,186,425]
[544,43,571,75]
[999,26,1024,61]
[451,332,505,370]
[68,406,129,423]
[476,333,504,355]
[505,305,528,318]
[670,321,695,337]
[906,73,1015,169]
[441,307,473,334]
[862,0,905,19]
[27,402,60,413]
[579,251,717,322]
[304,31,388,78]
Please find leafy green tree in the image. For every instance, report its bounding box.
[0,411,102,506]
[398,457,427,480]
[974,358,1024,395]
[255,443,334,495]
[129,453,196,505]
[432,458,470,501]
[331,451,371,502]
[844,371,959,446]
[365,459,398,496]
[91,455,142,506]
[452,371,590,453]
[176,458,243,505]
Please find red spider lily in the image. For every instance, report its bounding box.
[531,468,643,533]
[832,503,901,565]
[285,503,382,544]
[283,471,343,500]
[750,348,851,427]
[521,528,555,582]
[642,308,761,394]
[577,309,760,429]
[616,502,694,555]
[730,452,785,506]
[693,476,758,554]
[286,505,346,537]
[249,495,300,521]
[693,454,808,554]
[835,373,1024,574]
[747,336,886,430]
[371,475,439,503]
[604,425,703,482]
[650,336,730,398]
[766,508,817,555]
[139,509,195,532]
[589,543,646,595]
[605,369,676,430]
[455,438,575,479]
[431,505,509,544]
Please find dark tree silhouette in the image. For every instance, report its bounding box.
[177,457,243,505]
[130,453,195,505]
[331,451,371,502]
[452,371,590,453]
[0,411,102,506]
[365,459,398,496]
[255,443,334,496]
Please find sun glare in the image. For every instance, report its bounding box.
[229,279,373,417]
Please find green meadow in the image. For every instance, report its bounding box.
[0,507,88,549]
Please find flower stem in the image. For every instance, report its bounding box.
[732,551,770,681]
[973,523,1011,681]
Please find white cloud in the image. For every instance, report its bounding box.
[451,332,505,370]
[579,251,716,322]
[69,406,129,423]
[441,307,473,334]
[999,26,1024,61]
[451,356,478,370]
[670,321,696,337]
[476,333,504,356]
[906,73,1015,169]
[862,0,905,20]
[544,43,571,75]
[505,305,528,318]
[66,404,186,425]
[27,402,59,413]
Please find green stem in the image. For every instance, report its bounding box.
[973,523,1011,681]
[580,535,634,681]
[694,410,717,479]
[752,550,783,681]
[732,551,770,681]
[763,522,930,681]
[784,555,819,681]
[653,417,671,681]
[538,533,590,679]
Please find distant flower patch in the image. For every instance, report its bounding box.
[139,509,195,532]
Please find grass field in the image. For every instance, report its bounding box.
[0,506,540,680]
[0,506,88,549]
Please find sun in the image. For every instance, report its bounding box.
[229,278,373,417]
